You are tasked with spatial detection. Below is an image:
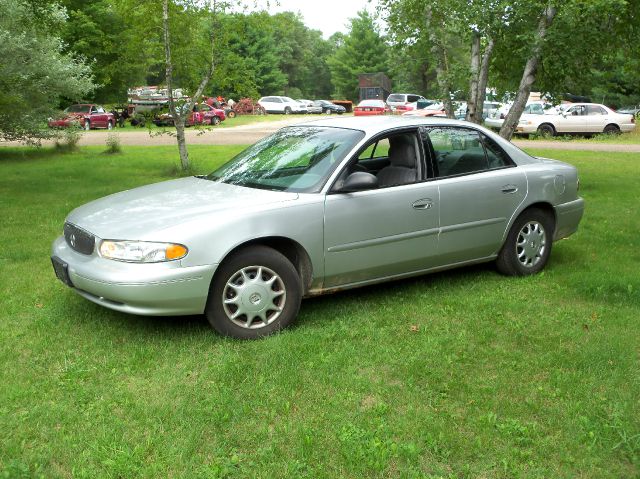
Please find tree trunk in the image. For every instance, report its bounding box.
[426,5,454,118]
[499,5,556,140]
[475,36,495,123]
[466,31,481,123]
[163,0,190,171]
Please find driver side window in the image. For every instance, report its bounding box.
[338,131,421,190]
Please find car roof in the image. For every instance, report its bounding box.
[295,115,473,135]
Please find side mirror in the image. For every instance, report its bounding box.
[336,171,378,193]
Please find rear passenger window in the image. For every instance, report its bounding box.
[481,134,512,168]
[426,127,488,177]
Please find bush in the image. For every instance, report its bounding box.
[54,126,83,152]
[104,132,122,154]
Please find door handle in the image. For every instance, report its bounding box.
[412,198,433,209]
[501,185,518,194]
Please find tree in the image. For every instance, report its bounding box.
[327,11,389,101]
[163,0,219,171]
[0,0,95,142]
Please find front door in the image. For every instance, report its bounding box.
[323,130,440,287]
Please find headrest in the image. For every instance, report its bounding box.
[388,135,416,168]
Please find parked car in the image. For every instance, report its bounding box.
[258,96,306,114]
[386,93,428,112]
[402,102,445,117]
[617,105,640,118]
[485,102,558,130]
[197,103,226,125]
[152,104,223,127]
[515,103,636,136]
[298,99,323,114]
[402,101,467,119]
[353,99,390,116]
[313,100,346,115]
[51,116,584,339]
[48,104,115,130]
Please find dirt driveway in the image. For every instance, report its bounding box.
[3,118,639,152]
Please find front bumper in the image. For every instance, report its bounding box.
[51,236,217,316]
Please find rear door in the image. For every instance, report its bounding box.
[424,126,527,265]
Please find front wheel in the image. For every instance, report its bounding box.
[107,121,113,130]
[211,116,221,126]
[206,246,302,339]
[284,107,292,115]
[84,120,91,131]
[324,108,332,115]
[496,208,554,276]
[537,124,555,137]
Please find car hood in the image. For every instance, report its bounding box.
[66,177,299,240]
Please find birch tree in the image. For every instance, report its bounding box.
[162,0,221,171]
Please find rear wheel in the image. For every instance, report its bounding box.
[284,107,292,115]
[206,246,302,339]
[603,124,620,135]
[496,208,554,276]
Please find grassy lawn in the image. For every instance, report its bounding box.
[0,145,638,478]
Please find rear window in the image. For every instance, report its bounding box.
[387,94,405,103]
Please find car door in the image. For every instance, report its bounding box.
[323,129,440,287]
[424,126,527,265]
[586,104,608,132]
[556,105,587,133]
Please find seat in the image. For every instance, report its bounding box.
[376,135,418,187]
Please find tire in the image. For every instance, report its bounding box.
[206,246,302,339]
[603,124,620,135]
[537,124,555,137]
[324,108,332,115]
[227,110,236,119]
[284,107,292,115]
[84,120,91,131]
[496,208,554,276]
[107,121,113,130]
[211,116,221,126]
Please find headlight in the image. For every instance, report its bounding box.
[99,240,188,263]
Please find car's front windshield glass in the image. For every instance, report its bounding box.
[65,105,91,113]
[207,126,365,193]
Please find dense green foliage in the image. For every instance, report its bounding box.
[327,11,389,101]
[0,0,95,141]
[0,145,639,477]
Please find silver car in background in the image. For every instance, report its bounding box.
[51,117,584,339]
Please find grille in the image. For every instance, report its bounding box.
[64,222,95,255]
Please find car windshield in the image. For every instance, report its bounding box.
[207,126,365,193]
[64,105,91,113]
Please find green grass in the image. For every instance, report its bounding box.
[1,146,639,478]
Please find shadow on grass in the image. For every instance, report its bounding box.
[0,146,74,162]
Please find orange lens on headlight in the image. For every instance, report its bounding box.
[165,244,188,260]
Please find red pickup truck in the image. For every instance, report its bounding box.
[48,104,115,130]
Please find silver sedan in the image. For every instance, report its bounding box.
[51,117,584,339]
